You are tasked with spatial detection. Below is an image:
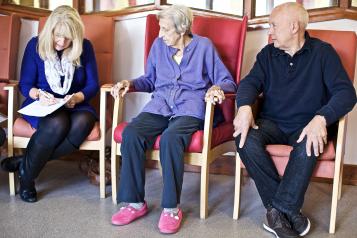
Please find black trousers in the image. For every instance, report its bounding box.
[118,112,203,208]
[22,109,96,182]
[235,119,318,216]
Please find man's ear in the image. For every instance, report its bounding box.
[290,21,299,34]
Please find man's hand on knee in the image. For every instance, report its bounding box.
[233,105,258,148]
[297,115,327,157]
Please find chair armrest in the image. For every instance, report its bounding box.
[100,83,138,94]
[335,116,347,165]
[99,84,115,141]
[101,83,114,92]
[3,81,19,91]
[202,100,215,156]
[4,81,19,156]
[104,81,141,133]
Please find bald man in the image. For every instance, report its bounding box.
[234,3,356,238]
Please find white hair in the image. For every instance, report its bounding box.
[276,2,309,30]
[157,5,193,35]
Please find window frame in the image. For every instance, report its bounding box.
[0,0,356,25]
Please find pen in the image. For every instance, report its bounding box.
[38,89,54,99]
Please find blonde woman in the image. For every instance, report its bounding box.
[1,5,99,203]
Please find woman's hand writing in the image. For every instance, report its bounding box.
[38,89,57,106]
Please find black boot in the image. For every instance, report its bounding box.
[18,136,58,203]
[18,163,37,203]
[1,155,24,172]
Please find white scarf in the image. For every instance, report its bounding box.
[44,55,75,95]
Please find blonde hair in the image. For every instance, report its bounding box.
[276,2,309,30]
[157,5,193,35]
[38,5,84,66]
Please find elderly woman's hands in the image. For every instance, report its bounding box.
[111,80,131,99]
[205,85,225,105]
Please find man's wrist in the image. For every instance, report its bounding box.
[238,105,252,114]
[316,115,327,126]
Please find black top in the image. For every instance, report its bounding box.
[236,32,356,134]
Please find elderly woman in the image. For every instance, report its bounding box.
[1,6,99,203]
[110,5,236,234]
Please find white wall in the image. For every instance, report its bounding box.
[15,16,357,164]
[114,15,151,122]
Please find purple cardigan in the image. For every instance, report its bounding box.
[133,34,237,120]
[19,37,99,128]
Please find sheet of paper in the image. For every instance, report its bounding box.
[18,95,73,117]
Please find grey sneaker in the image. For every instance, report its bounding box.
[287,212,311,236]
[263,208,299,238]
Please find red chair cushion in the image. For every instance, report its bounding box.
[113,121,234,152]
[13,117,101,141]
[266,141,335,161]
[269,156,335,179]
[240,141,336,178]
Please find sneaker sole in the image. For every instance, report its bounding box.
[263,223,279,238]
[299,217,311,236]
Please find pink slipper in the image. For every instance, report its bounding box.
[158,208,183,234]
[111,202,148,225]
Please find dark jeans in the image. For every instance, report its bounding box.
[118,112,203,208]
[235,119,318,216]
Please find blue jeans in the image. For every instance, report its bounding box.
[235,119,318,216]
[118,112,203,208]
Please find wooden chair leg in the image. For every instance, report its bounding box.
[200,161,209,219]
[233,153,242,220]
[158,160,163,176]
[8,147,16,195]
[99,147,106,199]
[111,143,118,204]
[9,172,16,195]
[329,168,341,233]
[338,164,343,200]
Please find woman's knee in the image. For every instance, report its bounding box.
[66,112,96,145]
[160,131,183,148]
[37,112,70,139]
[122,124,142,144]
[71,112,96,132]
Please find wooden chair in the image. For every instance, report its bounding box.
[233,30,357,234]
[0,13,21,193]
[0,13,20,115]
[4,15,114,198]
[111,14,248,219]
